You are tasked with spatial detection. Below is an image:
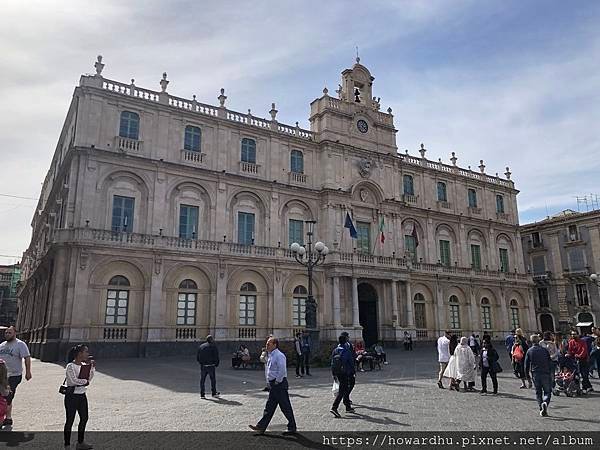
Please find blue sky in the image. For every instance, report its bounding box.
[1,1,599,264]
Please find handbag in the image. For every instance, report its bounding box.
[493,361,503,373]
[59,378,75,396]
[331,379,340,397]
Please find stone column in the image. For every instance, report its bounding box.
[526,288,537,331]
[499,286,509,335]
[436,281,445,335]
[214,263,228,339]
[391,280,399,326]
[468,286,476,334]
[352,277,360,327]
[405,281,415,328]
[333,276,341,327]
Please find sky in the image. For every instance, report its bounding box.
[1,0,600,265]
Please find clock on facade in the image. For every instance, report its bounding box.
[356,119,368,133]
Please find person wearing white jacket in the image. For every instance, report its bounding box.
[64,345,95,450]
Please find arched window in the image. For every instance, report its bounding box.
[239,282,256,325]
[437,182,447,202]
[496,194,505,213]
[290,150,304,174]
[413,293,426,329]
[403,175,414,196]
[119,111,140,140]
[177,279,197,325]
[481,297,491,330]
[448,295,460,329]
[510,299,519,329]
[106,275,130,325]
[184,126,202,152]
[292,285,307,326]
[540,313,554,332]
[241,138,256,164]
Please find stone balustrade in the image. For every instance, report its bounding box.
[50,228,530,281]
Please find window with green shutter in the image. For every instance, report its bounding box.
[405,235,417,263]
[499,248,509,273]
[468,189,477,208]
[288,219,304,246]
[439,240,451,266]
[356,222,371,254]
[471,244,481,270]
[179,204,199,239]
[237,212,255,245]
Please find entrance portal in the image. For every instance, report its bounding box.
[539,314,554,332]
[358,283,378,346]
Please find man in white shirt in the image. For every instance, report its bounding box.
[0,326,32,427]
[437,330,451,389]
[249,337,297,435]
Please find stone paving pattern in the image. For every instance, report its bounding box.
[13,345,600,432]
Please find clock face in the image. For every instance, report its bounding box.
[357,119,368,133]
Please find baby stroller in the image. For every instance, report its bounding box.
[554,355,582,397]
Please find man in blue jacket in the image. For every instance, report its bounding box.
[330,335,356,418]
[525,334,552,417]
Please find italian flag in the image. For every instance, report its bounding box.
[379,215,385,244]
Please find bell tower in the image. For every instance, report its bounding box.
[309,58,397,155]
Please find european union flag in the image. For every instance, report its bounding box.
[344,212,358,239]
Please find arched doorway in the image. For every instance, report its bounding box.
[539,314,554,332]
[358,283,378,346]
[577,312,594,335]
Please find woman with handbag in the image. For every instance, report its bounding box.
[480,340,500,395]
[62,344,94,449]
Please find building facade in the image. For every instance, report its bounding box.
[18,56,533,361]
[0,264,20,326]
[520,209,600,333]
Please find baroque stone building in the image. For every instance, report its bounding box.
[18,56,533,360]
[520,209,599,333]
[0,264,20,326]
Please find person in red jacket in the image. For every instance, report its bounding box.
[567,332,593,393]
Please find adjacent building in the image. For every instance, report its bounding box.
[0,264,20,326]
[520,209,599,333]
[18,56,533,361]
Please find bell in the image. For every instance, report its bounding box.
[354,88,361,103]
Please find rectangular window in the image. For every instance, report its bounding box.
[439,240,451,266]
[481,306,491,330]
[449,304,460,329]
[437,182,447,202]
[532,255,546,275]
[237,212,255,245]
[403,175,414,196]
[292,297,306,326]
[111,195,135,232]
[576,284,589,306]
[532,232,542,247]
[414,303,426,329]
[239,295,256,325]
[568,248,585,270]
[538,288,549,308]
[499,248,509,273]
[179,204,199,239]
[468,189,477,208]
[356,222,371,254]
[405,235,417,263]
[288,219,304,246]
[510,307,520,330]
[471,244,481,270]
[184,126,201,152]
[496,195,505,213]
[177,292,196,325]
[105,289,128,325]
[568,225,579,241]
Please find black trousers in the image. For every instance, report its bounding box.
[332,375,352,410]
[481,366,498,393]
[200,365,217,395]
[64,393,88,446]
[257,378,296,431]
[295,354,304,376]
[303,352,311,375]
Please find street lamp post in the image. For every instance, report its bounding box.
[290,220,328,346]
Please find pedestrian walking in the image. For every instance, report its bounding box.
[330,335,356,418]
[436,331,451,389]
[0,361,10,423]
[340,332,356,403]
[468,334,480,355]
[567,331,593,393]
[403,332,413,351]
[301,330,312,376]
[512,329,531,389]
[196,335,220,398]
[0,326,32,428]
[63,344,95,449]
[590,337,600,378]
[293,332,304,378]
[249,337,297,435]
[454,337,477,392]
[480,340,500,395]
[504,329,516,355]
[524,335,552,417]
[540,332,558,388]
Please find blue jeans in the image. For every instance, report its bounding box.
[532,371,552,410]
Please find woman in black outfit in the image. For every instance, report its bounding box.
[64,344,95,449]
[480,340,500,395]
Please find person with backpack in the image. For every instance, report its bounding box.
[512,329,531,389]
[330,335,356,418]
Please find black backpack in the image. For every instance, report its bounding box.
[331,347,346,377]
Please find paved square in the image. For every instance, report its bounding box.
[12,345,599,432]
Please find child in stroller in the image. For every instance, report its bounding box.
[554,355,582,397]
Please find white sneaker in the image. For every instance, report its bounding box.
[541,402,548,417]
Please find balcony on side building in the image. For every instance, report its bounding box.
[114,136,143,153]
[180,149,206,165]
